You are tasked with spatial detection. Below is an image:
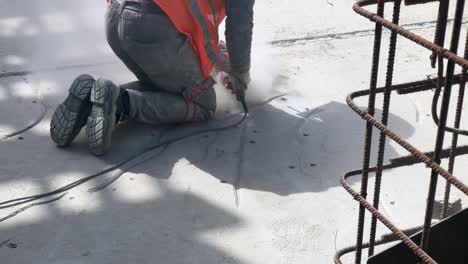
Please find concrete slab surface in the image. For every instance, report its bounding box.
[1,1,467,264]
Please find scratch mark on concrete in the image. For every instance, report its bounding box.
[334,229,339,253]
[0,71,31,78]
[292,105,324,177]
[233,120,249,207]
[413,100,424,124]
[193,133,218,164]
[0,239,11,248]
[271,17,468,46]
[0,61,117,80]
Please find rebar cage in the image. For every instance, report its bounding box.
[335,0,468,263]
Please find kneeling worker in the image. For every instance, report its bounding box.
[50,0,255,156]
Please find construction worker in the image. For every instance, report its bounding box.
[50,0,254,156]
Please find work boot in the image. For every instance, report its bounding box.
[86,78,121,156]
[50,74,95,147]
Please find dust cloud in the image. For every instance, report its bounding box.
[214,27,286,118]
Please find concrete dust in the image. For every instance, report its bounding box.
[214,25,286,118]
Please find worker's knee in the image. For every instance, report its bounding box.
[184,85,217,122]
[194,87,217,121]
[197,105,216,121]
[185,102,215,122]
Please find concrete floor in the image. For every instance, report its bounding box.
[0,1,467,263]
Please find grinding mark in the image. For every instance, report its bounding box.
[230,95,289,207]
[414,100,424,125]
[303,108,325,124]
[233,119,249,207]
[414,101,420,124]
[271,17,468,46]
[192,132,219,164]
[292,107,324,177]
[287,105,325,118]
[0,61,117,80]
[203,133,218,161]
[334,229,339,253]
[0,77,48,143]
[287,105,303,114]
[297,118,312,177]
[0,71,31,78]
[0,193,66,223]
[0,239,11,248]
[247,94,289,111]
[0,95,284,214]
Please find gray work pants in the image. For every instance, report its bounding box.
[106,0,216,124]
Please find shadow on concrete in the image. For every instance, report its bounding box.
[0,184,246,264]
[0,74,414,263]
[0,1,416,262]
[103,97,415,196]
[0,2,249,262]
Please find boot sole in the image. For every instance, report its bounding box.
[86,79,119,156]
[50,74,95,147]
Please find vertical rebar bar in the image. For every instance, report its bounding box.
[430,0,450,68]
[354,1,386,263]
[441,30,468,219]
[368,0,402,256]
[420,0,466,251]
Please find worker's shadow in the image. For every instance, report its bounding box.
[104,95,415,196]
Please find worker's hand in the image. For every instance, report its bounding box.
[214,41,231,73]
[224,71,251,100]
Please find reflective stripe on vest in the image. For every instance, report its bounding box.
[106,0,226,77]
[153,0,226,78]
[186,0,217,66]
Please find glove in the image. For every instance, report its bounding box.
[224,71,251,101]
[215,41,231,73]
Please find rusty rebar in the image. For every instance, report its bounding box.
[441,29,468,219]
[395,73,464,95]
[430,0,450,68]
[420,0,465,252]
[368,0,401,256]
[341,174,437,264]
[431,81,468,136]
[354,0,468,68]
[334,84,468,263]
[354,0,386,262]
[337,1,468,263]
[336,88,467,264]
[335,225,423,264]
[347,88,468,198]
[390,145,468,166]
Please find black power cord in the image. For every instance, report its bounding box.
[0,97,249,211]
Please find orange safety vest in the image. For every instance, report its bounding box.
[106,0,226,77]
[152,0,226,77]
